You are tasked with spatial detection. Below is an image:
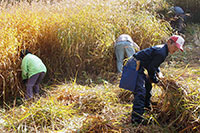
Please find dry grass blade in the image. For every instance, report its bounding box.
[117,89,134,103]
[80,115,120,132]
[0,74,6,108]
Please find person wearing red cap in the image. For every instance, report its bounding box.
[119,35,185,125]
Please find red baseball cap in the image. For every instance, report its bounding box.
[170,35,185,52]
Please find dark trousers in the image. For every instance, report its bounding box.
[25,72,45,99]
[132,69,152,123]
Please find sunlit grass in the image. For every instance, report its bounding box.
[0,82,133,132]
[0,0,171,102]
[0,0,199,132]
[0,64,199,132]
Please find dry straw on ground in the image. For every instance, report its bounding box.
[0,71,199,132]
[155,77,200,132]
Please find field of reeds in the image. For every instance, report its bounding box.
[0,0,171,102]
[0,0,199,132]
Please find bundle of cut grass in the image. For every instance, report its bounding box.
[76,94,106,113]
[79,115,120,132]
[155,77,200,132]
[53,84,114,114]
[0,97,80,132]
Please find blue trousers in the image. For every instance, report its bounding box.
[26,72,45,99]
[131,68,152,123]
[115,41,135,73]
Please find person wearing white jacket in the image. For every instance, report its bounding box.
[115,34,140,73]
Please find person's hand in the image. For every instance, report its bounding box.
[17,69,22,72]
[147,75,155,83]
[157,72,164,79]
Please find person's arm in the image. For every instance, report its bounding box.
[147,55,165,83]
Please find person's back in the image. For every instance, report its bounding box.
[116,34,134,44]
[21,53,47,80]
[115,34,140,73]
[134,44,168,81]
[173,6,184,15]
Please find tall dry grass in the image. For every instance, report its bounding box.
[0,0,171,102]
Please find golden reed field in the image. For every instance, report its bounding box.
[0,0,170,101]
[0,0,199,132]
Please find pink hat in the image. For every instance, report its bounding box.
[170,35,185,52]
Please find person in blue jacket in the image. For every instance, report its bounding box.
[170,6,187,33]
[20,49,47,100]
[119,35,185,125]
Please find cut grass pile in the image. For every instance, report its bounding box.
[0,82,131,132]
[0,65,199,132]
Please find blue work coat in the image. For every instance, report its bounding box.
[119,44,169,91]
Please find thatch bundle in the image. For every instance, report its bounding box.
[0,97,79,132]
[75,93,106,113]
[155,77,200,132]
